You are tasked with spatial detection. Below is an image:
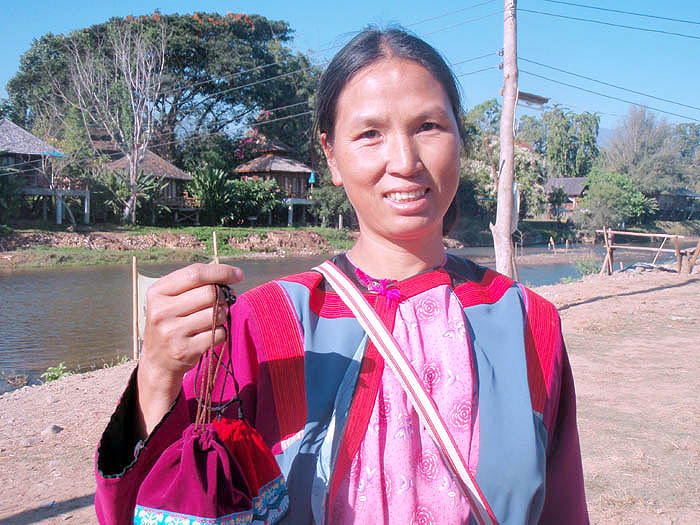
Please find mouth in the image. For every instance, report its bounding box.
[386,188,429,203]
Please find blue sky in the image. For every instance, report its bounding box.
[1,0,699,132]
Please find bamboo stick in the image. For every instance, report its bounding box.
[132,256,138,361]
[688,240,700,274]
[213,231,219,264]
[609,245,683,254]
[651,237,667,265]
[594,230,686,239]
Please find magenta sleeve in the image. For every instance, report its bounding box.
[539,343,589,524]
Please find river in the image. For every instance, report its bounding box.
[0,244,691,393]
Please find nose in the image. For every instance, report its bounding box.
[385,133,421,177]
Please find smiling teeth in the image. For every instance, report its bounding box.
[387,190,426,202]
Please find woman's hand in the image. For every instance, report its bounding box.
[135,263,245,437]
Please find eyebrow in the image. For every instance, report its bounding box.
[345,106,454,128]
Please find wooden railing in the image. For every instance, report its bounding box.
[597,227,700,275]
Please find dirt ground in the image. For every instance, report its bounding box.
[0,267,698,523]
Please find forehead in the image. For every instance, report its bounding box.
[334,57,452,119]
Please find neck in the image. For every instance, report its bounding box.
[347,230,446,281]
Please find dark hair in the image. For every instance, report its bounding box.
[313,26,465,235]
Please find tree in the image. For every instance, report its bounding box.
[60,18,167,223]
[517,115,546,154]
[604,106,687,194]
[576,169,657,229]
[186,165,235,225]
[547,186,568,221]
[7,13,320,165]
[308,171,354,228]
[542,106,599,178]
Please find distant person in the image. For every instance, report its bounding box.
[94,26,588,524]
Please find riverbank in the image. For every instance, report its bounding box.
[0,226,355,269]
[0,268,698,523]
[0,224,606,270]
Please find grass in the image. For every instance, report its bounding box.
[20,246,208,267]
[40,362,74,383]
[1,223,355,268]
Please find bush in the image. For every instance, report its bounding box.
[575,169,657,229]
[40,362,74,382]
[575,256,601,276]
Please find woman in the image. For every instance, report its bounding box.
[95,27,588,524]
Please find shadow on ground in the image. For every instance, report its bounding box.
[558,276,699,311]
[0,494,94,524]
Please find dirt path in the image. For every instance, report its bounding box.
[0,269,698,523]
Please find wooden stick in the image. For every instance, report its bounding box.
[594,230,686,240]
[609,244,682,254]
[213,231,219,264]
[674,235,681,274]
[600,251,611,276]
[132,256,139,361]
[688,239,700,275]
[651,237,667,265]
[601,226,608,275]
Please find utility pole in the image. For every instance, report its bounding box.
[491,0,518,278]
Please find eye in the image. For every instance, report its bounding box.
[358,129,379,140]
[419,122,439,132]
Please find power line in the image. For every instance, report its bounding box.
[541,0,700,26]
[520,68,700,122]
[424,11,502,36]
[451,52,498,66]
[457,66,499,77]
[520,57,700,112]
[518,8,700,40]
[407,0,498,27]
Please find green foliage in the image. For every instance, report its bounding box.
[187,166,234,225]
[517,115,546,154]
[548,187,569,221]
[0,169,24,223]
[576,169,658,229]
[464,99,501,137]
[541,106,600,179]
[308,171,354,228]
[574,256,602,276]
[227,178,286,226]
[40,362,74,382]
[94,170,168,223]
[604,107,689,194]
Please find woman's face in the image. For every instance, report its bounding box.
[322,57,460,245]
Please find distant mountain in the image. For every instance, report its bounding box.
[597,127,613,149]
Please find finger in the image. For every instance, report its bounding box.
[189,325,228,352]
[151,263,245,297]
[182,306,230,337]
[161,284,225,318]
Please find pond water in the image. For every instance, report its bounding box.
[0,243,692,393]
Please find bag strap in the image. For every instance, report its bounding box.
[314,261,498,525]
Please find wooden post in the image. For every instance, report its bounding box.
[511,240,519,281]
[688,239,700,274]
[651,237,667,265]
[600,226,610,275]
[490,0,518,278]
[608,230,615,274]
[674,235,681,274]
[213,231,220,264]
[132,256,139,361]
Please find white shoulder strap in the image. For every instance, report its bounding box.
[314,261,498,525]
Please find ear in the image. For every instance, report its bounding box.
[321,133,343,187]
